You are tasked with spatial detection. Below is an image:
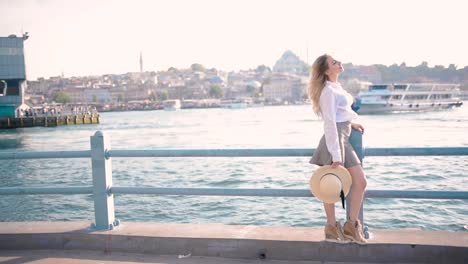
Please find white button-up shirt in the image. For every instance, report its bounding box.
[319,81,358,162]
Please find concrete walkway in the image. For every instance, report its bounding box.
[0,250,419,264]
[1,222,467,263]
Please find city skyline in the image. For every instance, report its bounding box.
[1,0,468,80]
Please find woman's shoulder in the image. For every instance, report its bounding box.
[319,85,334,102]
[321,84,334,96]
[324,81,340,92]
[325,80,341,89]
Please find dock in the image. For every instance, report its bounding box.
[0,114,99,129]
[0,222,467,263]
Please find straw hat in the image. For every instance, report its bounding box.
[309,165,352,206]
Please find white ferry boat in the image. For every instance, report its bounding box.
[162,99,181,111]
[461,90,468,101]
[355,83,463,114]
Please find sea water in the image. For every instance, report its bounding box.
[1,105,467,231]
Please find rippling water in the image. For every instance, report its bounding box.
[1,105,467,231]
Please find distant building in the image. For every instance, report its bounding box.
[85,88,111,103]
[185,83,206,99]
[24,94,45,105]
[0,33,29,117]
[125,86,152,101]
[273,50,309,76]
[62,87,87,103]
[263,73,307,102]
[27,79,49,95]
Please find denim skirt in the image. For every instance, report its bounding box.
[309,121,361,168]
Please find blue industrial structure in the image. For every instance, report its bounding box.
[0,33,29,117]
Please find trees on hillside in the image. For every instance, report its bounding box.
[53,91,71,104]
[340,62,467,90]
[209,84,223,98]
[191,63,206,72]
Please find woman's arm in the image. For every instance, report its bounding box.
[351,122,365,134]
[320,88,342,164]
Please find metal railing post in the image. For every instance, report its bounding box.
[90,131,118,230]
[348,128,368,237]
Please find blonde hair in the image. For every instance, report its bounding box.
[308,54,330,115]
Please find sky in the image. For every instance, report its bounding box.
[1,0,468,80]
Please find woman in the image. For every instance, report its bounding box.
[309,54,367,244]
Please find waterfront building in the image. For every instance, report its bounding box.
[125,86,154,101]
[0,33,29,117]
[84,88,112,103]
[26,78,49,95]
[263,73,307,103]
[24,94,45,105]
[108,86,128,103]
[185,83,207,99]
[225,70,259,99]
[61,86,87,103]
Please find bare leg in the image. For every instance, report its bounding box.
[324,202,336,225]
[347,164,367,222]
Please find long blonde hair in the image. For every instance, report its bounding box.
[308,54,330,115]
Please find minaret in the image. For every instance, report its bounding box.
[139,51,143,73]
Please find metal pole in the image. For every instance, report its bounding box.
[90,131,118,230]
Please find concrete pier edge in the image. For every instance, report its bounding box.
[0,222,467,263]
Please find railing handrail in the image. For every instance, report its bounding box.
[0,150,91,159]
[1,147,467,160]
[1,130,467,231]
[0,186,93,195]
[1,187,467,200]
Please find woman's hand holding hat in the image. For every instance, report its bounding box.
[331,161,343,168]
[309,165,352,205]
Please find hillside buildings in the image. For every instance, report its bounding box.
[23,49,391,108]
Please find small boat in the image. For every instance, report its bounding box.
[162,99,181,111]
[220,98,251,109]
[355,83,463,114]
